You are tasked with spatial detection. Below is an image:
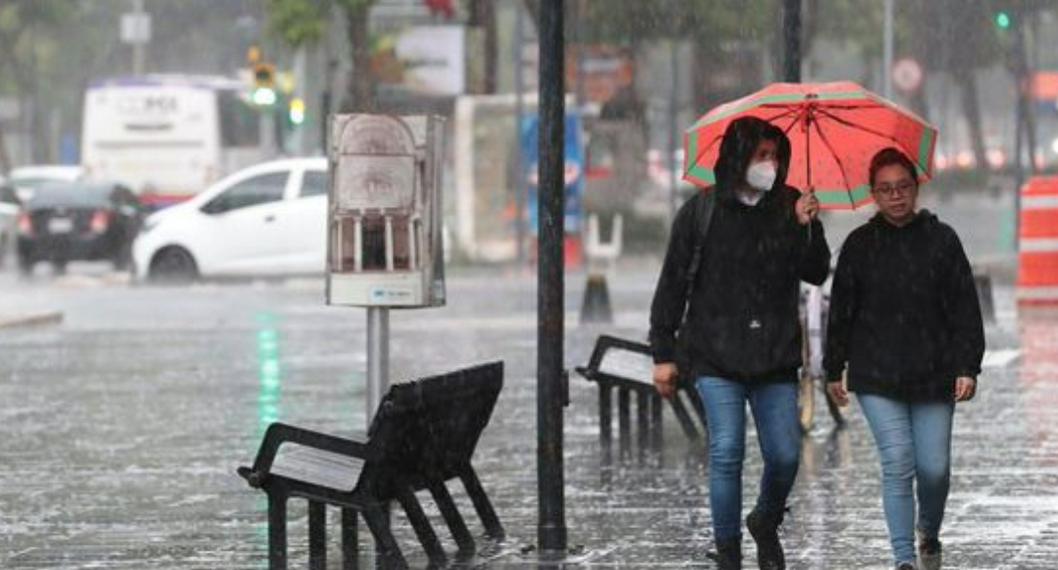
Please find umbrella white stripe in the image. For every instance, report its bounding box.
[1021,238,1058,253]
[1023,196,1058,209]
[1017,286,1058,301]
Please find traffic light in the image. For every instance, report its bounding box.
[252,62,277,106]
[995,10,1012,30]
[288,97,305,126]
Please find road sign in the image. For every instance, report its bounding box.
[892,58,923,93]
[120,12,151,45]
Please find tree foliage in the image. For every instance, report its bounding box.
[266,0,379,111]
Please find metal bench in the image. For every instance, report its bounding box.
[575,335,707,462]
[237,361,505,569]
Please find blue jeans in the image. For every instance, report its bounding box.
[696,376,802,542]
[858,394,954,565]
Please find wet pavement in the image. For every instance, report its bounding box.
[2,192,1057,569]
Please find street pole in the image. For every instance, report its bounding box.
[668,39,679,222]
[883,0,894,98]
[292,46,308,155]
[514,4,527,266]
[366,307,389,427]
[783,0,802,83]
[537,0,567,555]
[132,0,146,75]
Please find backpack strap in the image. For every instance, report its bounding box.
[684,190,717,300]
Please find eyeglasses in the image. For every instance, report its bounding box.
[873,180,916,197]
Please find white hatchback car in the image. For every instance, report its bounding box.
[133,158,329,281]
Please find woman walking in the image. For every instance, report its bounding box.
[824,147,985,570]
[651,117,829,570]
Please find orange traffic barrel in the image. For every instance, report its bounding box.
[1018,176,1058,304]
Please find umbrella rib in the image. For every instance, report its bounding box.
[781,106,809,136]
[689,107,803,167]
[813,107,914,150]
[761,106,804,125]
[811,116,858,201]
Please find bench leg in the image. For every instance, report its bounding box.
[669,392,701,440]
[396,487,447,566]
[618,388,631,460]
[429,481,475,554]
[636,390,650,463]
[361,504,407,570]
[460,467,505,540]
[650,392,664,451]
[683,384,709,434]
[342,508,359,570]
[267,492,288,570]
[599,384,613,465]
[308,501,327,570]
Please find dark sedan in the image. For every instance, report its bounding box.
[17,182,144,275]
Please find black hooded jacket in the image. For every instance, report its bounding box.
[824,211,985,401]
[649,119,831,383]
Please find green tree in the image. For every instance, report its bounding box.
[822,0,1058,172]
[267,0,377,112]
[0,0,70,168]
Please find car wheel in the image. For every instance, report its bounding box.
[113,243,132,272]
[148,247,198,284]
[17,254,33,277]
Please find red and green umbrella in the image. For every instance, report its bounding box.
[683,81,937,210]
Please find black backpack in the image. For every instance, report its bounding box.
[684,190,718,301]
[675,190,717,385]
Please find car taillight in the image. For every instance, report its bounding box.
[17,213,32,235]
[90,210,111,233]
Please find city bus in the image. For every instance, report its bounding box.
[81,75,263,208]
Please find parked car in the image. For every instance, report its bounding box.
[133,158,328,282]
[17,181,144,275]
[0,184,21,268]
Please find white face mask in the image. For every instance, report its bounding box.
[746,161,778,192]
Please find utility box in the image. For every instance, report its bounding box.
[327,114,446,307]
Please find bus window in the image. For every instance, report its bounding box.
[219,91,260,148]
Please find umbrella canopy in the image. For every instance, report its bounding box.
[684,81,937,210]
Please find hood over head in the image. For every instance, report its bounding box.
[714,116,792,196]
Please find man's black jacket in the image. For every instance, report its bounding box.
[824,211,985,401]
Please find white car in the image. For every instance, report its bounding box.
[133,158,328,281]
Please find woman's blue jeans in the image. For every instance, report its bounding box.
[858,393,955,565]
[696,376,802,542]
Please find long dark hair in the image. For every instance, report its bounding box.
[714,116,791,191]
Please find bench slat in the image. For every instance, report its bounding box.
[597,346,654,385]
[271,443,365,492]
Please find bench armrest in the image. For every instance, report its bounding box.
[250,422,374,476]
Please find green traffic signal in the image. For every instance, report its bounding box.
[252,87,277,106]
[995,11,1012,30]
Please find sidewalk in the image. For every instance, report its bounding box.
[0,276,1054,569]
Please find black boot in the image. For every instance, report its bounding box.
[713,538,742,570]
[746,508,785,570]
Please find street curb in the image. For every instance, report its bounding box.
[0,311,64,330]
